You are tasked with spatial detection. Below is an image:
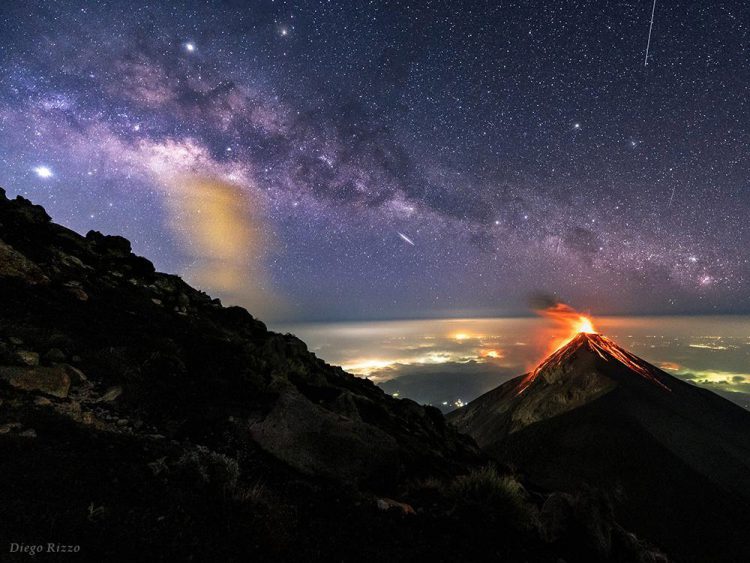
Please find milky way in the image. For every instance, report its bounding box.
[1,1,748,320]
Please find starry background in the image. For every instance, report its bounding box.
[1,0,748,321]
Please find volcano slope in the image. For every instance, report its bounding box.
[449,332,750,563]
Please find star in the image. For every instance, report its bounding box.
[33,166,53,178]
[184,42,195,52]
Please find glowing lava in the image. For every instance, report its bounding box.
[534,302,598,360]
[518,301,671,395]
[577,316,595,334]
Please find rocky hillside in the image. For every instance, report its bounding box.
[0,186,481,486]
[0,187,665,562]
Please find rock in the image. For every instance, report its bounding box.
[10,195,51,224]
[19,428,37,438]
[13,350,40,366]
[249,386,400,487]
[376,498,416,515]
[43,348,67,364]
[177,292,190,308]
[57,252,87,270]
[148,457,169,476]
[0,366,71,398]
[0,240,49,284]
[612,526,670,563]
[34,396,53,406]
[8,337,23,345]
[62,364,88,384]
[98,386,123,402]
[0,422,23,434]
[85,230,132,257]
[63,282,89,301]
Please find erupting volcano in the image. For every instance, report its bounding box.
[518,302,671,396]
[448,307,750,563]
[519,332,671,395]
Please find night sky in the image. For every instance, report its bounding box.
[1,1,748,321]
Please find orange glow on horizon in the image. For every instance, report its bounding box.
[481,349,504,359]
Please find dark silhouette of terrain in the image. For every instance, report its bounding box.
[449,332,750,563]
[0,187,667,561]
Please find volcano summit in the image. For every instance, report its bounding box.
[449,331,750,562]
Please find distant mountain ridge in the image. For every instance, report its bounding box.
[449,331,750,562]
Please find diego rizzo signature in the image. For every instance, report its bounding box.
[9,543,80,555]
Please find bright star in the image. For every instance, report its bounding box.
[184,42,195,52]
[34,166,53,178]
[279,27,289,36]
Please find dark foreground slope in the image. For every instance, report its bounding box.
[449,333,750,563]
[0,189,667,562]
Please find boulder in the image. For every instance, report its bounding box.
[98,386,122,402]
[0,240,48,284]
[85,230,131,256]
[376,497,416,515]
[13,350,40,366]
[0,365,71,398]
[249,386,401,487]
[43,348,67,364]
[62,364,88,384]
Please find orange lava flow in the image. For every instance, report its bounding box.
[517,332,672,395]
[517,302,671,395]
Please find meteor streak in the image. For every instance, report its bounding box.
[644,0,657,66]
[397,232,415,246]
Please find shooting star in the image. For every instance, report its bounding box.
[667,185,676,208]
[397,232,415,246]
[644,0,657,66]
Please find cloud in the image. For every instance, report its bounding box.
[121,138,285,318]
[676,368,750,393]
[160,174,284,318]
